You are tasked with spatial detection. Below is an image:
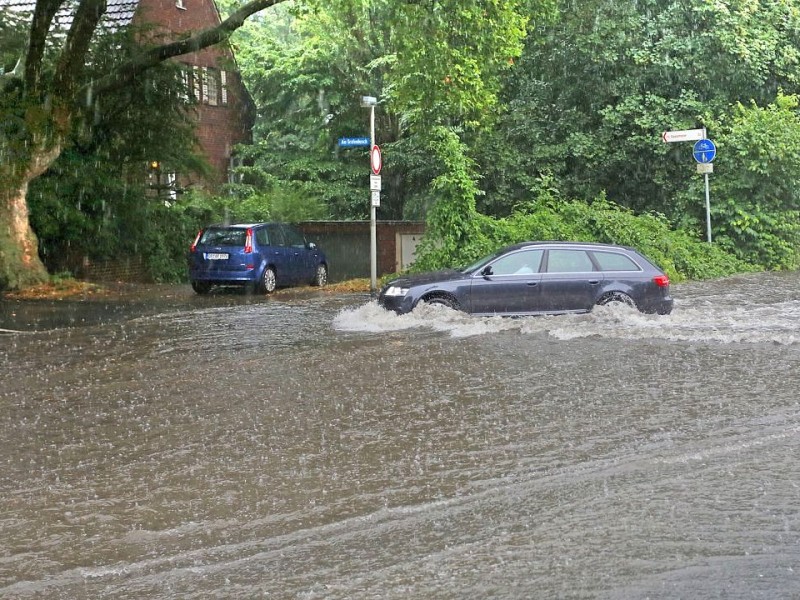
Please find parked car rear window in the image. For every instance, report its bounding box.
[200,228,246,246]
[592,251,641,272]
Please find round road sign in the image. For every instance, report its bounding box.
[693,139,716,164]
[371,145,382,175]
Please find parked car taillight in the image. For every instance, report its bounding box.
[190,230,202,252]
[653,274,670,288]
[245,228,253,254]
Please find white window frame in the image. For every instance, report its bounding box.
[220,70,228,105]
[206,68,218,106]
[201,67,209,104]
[192,66,202,102]
[178,68,189,102]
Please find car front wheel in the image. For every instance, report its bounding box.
[259,267,277,294]
[421,294,459,311]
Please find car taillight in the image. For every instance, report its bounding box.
[190,230,202,252]
[653,274,670,288]
[244,228,253,254]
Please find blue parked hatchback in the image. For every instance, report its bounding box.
[188,222,328,294]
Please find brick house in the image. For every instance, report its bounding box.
[134,0,255,192]
[0,0,254,192]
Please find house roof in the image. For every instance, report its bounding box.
[0,0,145,32]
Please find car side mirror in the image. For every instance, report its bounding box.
[307,242,317,250]
[481,266,493,278]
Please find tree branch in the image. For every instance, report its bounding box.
[54,0,107,100]
[92,0,288,95]
[25,0,64,92]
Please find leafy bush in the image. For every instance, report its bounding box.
[414,188,755,281]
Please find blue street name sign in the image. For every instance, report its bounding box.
[338,137,370,148]
[693,138,717,164]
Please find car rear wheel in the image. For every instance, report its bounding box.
[259,267,277,294]
[597,291,636,310]
[312,264,328,287]
[191,281,212,295]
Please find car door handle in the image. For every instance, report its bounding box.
[526,281,538,287]
[588,280,601,285]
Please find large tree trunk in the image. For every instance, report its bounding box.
[0,182,49,290]
[0,146,61,290]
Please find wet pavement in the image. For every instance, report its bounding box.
[1,274,799,598]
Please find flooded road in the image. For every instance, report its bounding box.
[1,272,799,599]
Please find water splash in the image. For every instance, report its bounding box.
[334,294,800,345]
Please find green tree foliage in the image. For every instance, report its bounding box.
[226,0,535,221]
[412,127,487,271]
[414,183,753,282]
[16,28,208,280]
[479,0,800,216]
[700,93,800,269]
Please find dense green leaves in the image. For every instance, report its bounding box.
[224,0,534,221]
[8,0,800,285]
[701,93,800,269]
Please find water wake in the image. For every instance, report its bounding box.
[333,299,800,345]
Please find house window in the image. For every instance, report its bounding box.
[166,172,177,202]
[178,69,190,102]
[193,66,202,102]
[228,155,244,184]
[220,70,228,105]
[206,68,218,106]
[180,65,228,106]
[201,67,210,104]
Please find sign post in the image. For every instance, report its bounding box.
[693,137,716,243]
[664,127,716,243]
[361,96,379,293]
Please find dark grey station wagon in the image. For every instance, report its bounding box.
[378,241,673,316]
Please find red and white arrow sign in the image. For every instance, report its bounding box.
[662,128,705,143]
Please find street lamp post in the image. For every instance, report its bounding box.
[360,95,378,293]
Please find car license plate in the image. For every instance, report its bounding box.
[205,253,228,260]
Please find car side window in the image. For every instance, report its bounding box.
[255,228,269,246]
[592,251,641,272]
[282,225,307,248]
[546,249,595,273]
[489,249,543,275]
[266,224,287,247]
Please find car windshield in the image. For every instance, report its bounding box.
[459,248,507,274]
[199,228,246,246]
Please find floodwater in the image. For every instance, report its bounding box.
[1,272,799,599]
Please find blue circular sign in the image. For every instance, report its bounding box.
[693,139,717,164]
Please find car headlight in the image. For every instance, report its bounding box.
[384,285,409,297]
